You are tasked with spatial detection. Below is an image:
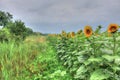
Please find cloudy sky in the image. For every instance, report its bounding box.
[0,0,120,33]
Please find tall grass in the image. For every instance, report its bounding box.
[0,35,72,80]
[0,40,44,80]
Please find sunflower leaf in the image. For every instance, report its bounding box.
[90,69,110,80]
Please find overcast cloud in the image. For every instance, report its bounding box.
[0,0,120,33]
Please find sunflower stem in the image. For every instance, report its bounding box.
[92,37,96,55]
[87,37,95,56]
[112,33,117,80]
[113,33,116,55]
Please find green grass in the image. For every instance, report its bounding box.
[0,35,71,80]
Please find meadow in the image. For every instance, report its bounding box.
[0,24,120,80]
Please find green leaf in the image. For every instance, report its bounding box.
[95,41,108,44]
[88,57,102,62]
[112,66,120,71]
[77,56,87,63]
[61,71,66,76]
[90,69,110,80]
[84,60,91,65]
[76,49,92,56]
[75,50,86,56]
[116,36,120,41]
[100,49,113,54]
[102,55,120,62]
[74,65,87,79]
[114,57,120,65]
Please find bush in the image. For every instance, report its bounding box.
[0,28,11,42]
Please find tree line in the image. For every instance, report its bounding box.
[0,10,33,42]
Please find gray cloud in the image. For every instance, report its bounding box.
[0,0,120,33]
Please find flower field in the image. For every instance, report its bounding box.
[1,24,120,80]
[55,24,120,80]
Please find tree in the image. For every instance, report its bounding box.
[26,27,33,36]
[0,10,34,41]
[0,11,13,26]
[4,20,27,40]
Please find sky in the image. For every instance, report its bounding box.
[0,0,120,33]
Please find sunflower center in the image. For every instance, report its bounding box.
[110,26,116,31]
[86,29,91,34]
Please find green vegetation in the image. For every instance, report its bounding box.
[56,25,120,80]
[0,11,12,26]
[1,10,120,80]
[0,10,71,80]
[0,11,33,41]
[0,35,72,80]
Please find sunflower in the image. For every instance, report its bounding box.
[61,30,67,37]
[71,32,75,38]
[108,24,119,33]
[84,26,93,37]
[67,33,71,38]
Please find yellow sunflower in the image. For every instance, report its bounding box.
[67,33,71,38]
[71,32,75,38]
[61,30,67,37]
[84,26,93,37]
[108,24,119,33]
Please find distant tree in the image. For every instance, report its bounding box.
[26,27,33,36]
[33,32,42,35]
[0,11,13,26]
[4,20,27,40]
[0,11,34,42]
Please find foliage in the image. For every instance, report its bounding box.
[0,10,33,42]
[0,11,13,26]
[1,10,120,80]
[47,34,58,46]
[0,28,11,42]
[4,20,27,40]
[26,27,34,36]
[56,26,120,80]
[0,35,72,80]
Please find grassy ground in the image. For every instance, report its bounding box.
[0,35,72,80]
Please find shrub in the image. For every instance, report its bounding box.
[0,28,11,42]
